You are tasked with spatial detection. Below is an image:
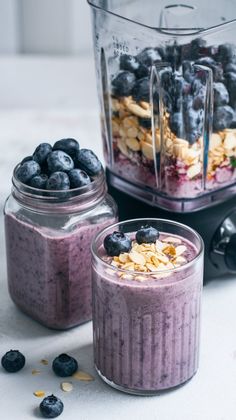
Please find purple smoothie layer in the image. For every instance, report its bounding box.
[5,213,115,329]
[92,234,203,392]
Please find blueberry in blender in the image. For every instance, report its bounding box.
[53,138,80,159]
[30,174,48,189]
[33,143,52,165]
[75,148,102,176]
[136,225,159,244]
[213,105,235,131]
[46,171,70,190]
[47,150,74,173]
[1,350,25,373]
[16,160,41,184]
[39,395,64,418]
[104,231,132,256]
[224,72,236,107]
[52,353,78,377]
[68,169,91,188]
[112,71,136,97]
[132,77,150,102]
[216,43,236,66]
[213,83,229,106]
[136,47,162,67]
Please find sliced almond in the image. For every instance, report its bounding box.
[139,101,150,110]
[61,382,73,392]
[123,116,138,128]
[126,137,140,151]
[118,253,129,263]
[163,244,176,257]
[209,133,222,150]
[40,359,49,365]
[155,253,170,264]
[174,137,189,147]
[32,369,41,375]
[174,256,187,264]
[146,263,158,272]
[33,391,45,398]
[175,245,187,256]
[224,132,236,149]
[155,239,165,251]
[187,163,202,179]
[129,250,146,265]
[122,262,135,271]
[117,138,129,157]
[72,371,94,381]
[141,141,154,160]
[125,101,151,118]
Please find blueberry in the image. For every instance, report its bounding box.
[33,143,52,165]
[120,54,140,73]
[132,77,150,102]
[162,43,181,69]
[30,174,48,189]
[213,82,229,106]
[224,62,236,73]
[47,150,74,173]
[136,48,162,67]
[112,71,136,97]
[21,155,34,164]
[138,117,152,129]
[16,160,41,184]
[1,350,25,373]
[192,87,206,110]
[68,169,91,188]
[182,38,206,60]
[182,61,195,83]
[195,57,223,82]
[52,353,78,377]
[184,107,204,144]
[46,172,70,190]
[53,138,80,159]
[39,395,64,419]
[213,105,235,131]
[216,43,236,66]
[169,112,185,138]
[75,149,102,176]
[104,231,132,257]
[136,225,159,244]
[224,72,236,107]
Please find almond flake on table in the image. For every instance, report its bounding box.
[72,371,94,381]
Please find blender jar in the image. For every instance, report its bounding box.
[88,0,236,211]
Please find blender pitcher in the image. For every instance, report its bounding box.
[88,0,236,212]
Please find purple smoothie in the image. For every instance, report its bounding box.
[92,227,203,394]
[5,213,115,329]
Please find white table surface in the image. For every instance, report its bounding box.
[0,56,236,420]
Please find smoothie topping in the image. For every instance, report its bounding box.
[104,231,132,256]
[104,227,188,278]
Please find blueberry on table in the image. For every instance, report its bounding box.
[132,77,150,102]
[213,82,229,106]
[104,231,132,257]
[30,174,48,189]
[33,143,52,165]
[1,350,25,373]
[39,395,64,419]
[213,105,235,131]
[52,354,78,377]
[111,71,136,97]
[136,47,162,67]
[75,149,102,176]
[136,225,159,244]
[68,169,91,188]
[46,172,70,190]
[16,160,41,184]
[47,150,74,173]
[53,138,80,159]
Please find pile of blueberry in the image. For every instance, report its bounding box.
[1,349,79,418]
[111,40,236,143]
[16,138,103,191]
[104,225,159,256]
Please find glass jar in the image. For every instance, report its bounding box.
[4,168,118,330]
[92,218,204,395]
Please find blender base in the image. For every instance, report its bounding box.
[106,170,236,280]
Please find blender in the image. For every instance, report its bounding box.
[87,0,236,279]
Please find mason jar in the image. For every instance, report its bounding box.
[4,167,117,330]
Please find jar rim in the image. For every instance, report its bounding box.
[12,164,107,212]
[91,217,204,284]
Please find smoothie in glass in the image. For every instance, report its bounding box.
[91,219,204,394]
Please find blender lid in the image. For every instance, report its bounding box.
[88,0,236,35]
